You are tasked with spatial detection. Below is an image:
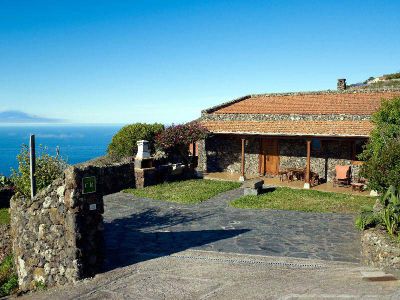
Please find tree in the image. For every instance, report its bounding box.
[107,123,164,160]
[155,122,209,163]
[359,97,400,192]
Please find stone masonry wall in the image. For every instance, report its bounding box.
[361,228,400,270]
[201,135,259,175]
[10,159,136,292]
[199,135,363,181]
[279,139,360,182]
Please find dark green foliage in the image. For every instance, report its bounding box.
[0,255,18,297]
[380,186,400,237]
[359,97,400,193]
[355,206,381,230]
[355,186,400,240]
[383,72,400,80]
[0,175,12,189]
[107,123,164,160]
[11,144,67,197]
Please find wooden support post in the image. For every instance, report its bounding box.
[30,134,36,199]
[240,138,245,182]
[304,139,311,189]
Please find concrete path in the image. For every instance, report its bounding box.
[20,250,400,299]
[103,188,360,272]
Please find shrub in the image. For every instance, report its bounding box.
[107,123,164,160]
[380,186,400,237]
[0,255,18,297]
[359,97,400,193]
[11,145,67,197]
[355,186,400,240]
[0,176,12,189]
[155,123,209,163]
[355,206,381,230]
[383,72,400,80]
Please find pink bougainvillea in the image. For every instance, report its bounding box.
[155,122,209,155]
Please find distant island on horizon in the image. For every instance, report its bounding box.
[0,110,64,123]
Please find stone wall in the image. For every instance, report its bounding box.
[361,228,400,270]
[10,159,136,292]
[0,224,10,262]
[200,135,259,175]
[199,135,364,182]
[280,139,361,182]
[10,156,197,292]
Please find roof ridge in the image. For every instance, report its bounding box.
[250,88,400,97]
[202,88,400,115]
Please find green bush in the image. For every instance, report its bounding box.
[355,186,400,240]
[0,175,12,189]
[359,97,400,193]
[0,255,18,297]
[380,186,400,237]
[11,145,67,197]
[383,72,400,80]
[355,206,381,230]
[107,123,164,160]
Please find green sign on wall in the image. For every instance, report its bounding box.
[82,176,96,194]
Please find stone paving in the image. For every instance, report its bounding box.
[20,250,400,299]
[102,188,361,271]
[18,188,400,299]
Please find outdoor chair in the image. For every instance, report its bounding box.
[333,165,351,187]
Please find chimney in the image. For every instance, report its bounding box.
[337,78,347,91]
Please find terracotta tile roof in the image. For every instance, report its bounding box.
[201,120,373,137]
[210,91,400,115]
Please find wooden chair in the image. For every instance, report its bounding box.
[333,165,351,187]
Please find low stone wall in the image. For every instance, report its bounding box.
[10,159,136,292]
[361,228,400,270]
[10,156,197,292]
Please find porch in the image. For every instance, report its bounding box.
[202,172,371,196]
[198,134,367,191]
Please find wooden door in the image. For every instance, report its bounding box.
[259,139,279,175]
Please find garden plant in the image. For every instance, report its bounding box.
[359,97,400,193]
[11,145,67,197]
[155,122,209,163]
[107,123,164,160]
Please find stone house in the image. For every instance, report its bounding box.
[196,80,400,187]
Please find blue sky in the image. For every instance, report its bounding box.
[0,0,399,124]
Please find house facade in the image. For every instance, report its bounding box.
[197,82,400,187]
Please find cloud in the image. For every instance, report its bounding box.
[0,110,65,123]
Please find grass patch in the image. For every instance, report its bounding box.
[230,187,376,213]
[124,179,241,204]
[0,209,10,225]
[0,255,18,297]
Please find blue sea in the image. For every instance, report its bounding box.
[0,124,123,176]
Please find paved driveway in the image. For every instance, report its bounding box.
[103,188,361,271]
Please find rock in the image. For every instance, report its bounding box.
[361,228,400,270]
[373,199,384,214]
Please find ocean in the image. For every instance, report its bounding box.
[0,124,123,176]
